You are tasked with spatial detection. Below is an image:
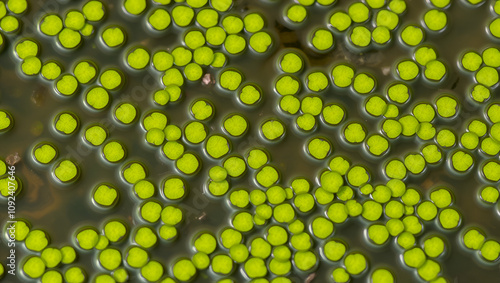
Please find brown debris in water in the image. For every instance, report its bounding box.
[31,85,48,106]
[197,212,207,221]
[30,121,44,136]
[21,167,63,220]
[305,272,316,283]
[275,22,302,49]
[6,152,21,166]
[22,166,43,203]
[333,43,384,67]
[202,73,215,86]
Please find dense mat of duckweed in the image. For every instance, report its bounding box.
[1,0,500,282]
